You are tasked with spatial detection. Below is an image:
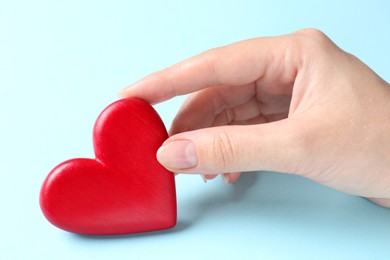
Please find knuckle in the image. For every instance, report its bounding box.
[210,130,236,171]
[290,28,336,57]
[294,28,329,41]
[203,48,219,84]
[159,68,179,98]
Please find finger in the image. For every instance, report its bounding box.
[120,35,299,104]
[170,83,291,134]
[222,172,241,184]
[201,174,218,183]
[226,97,262,122]
[229,172,241,183]
[156,120,304,174]
[230,112,289,126]
[204,174,218,180]
[169,84,255,135]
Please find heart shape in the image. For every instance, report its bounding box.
[40,98,177,235]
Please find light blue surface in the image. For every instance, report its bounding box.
[1,0,389,259]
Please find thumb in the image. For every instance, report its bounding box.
[156,120,305,174]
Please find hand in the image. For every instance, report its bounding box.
[120,29,390,207]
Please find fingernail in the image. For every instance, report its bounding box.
[157,140,198,170]
[222,174,230,184]
[117,88,127,98]
[119,76,150,97]
[201,175,207,183]
[118,85,132,97]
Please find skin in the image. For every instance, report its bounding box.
[121,29,390,207]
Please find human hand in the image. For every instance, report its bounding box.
[120,29,390,207]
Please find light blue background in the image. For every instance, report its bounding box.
[1,0,389,259]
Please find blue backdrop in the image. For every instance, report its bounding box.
[1,1,389,259]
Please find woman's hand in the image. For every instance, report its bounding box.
[120,29,390,207]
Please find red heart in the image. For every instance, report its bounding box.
[40,98,177,235]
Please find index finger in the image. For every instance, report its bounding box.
[120,34,300,104]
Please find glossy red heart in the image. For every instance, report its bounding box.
[40,98,177,235]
